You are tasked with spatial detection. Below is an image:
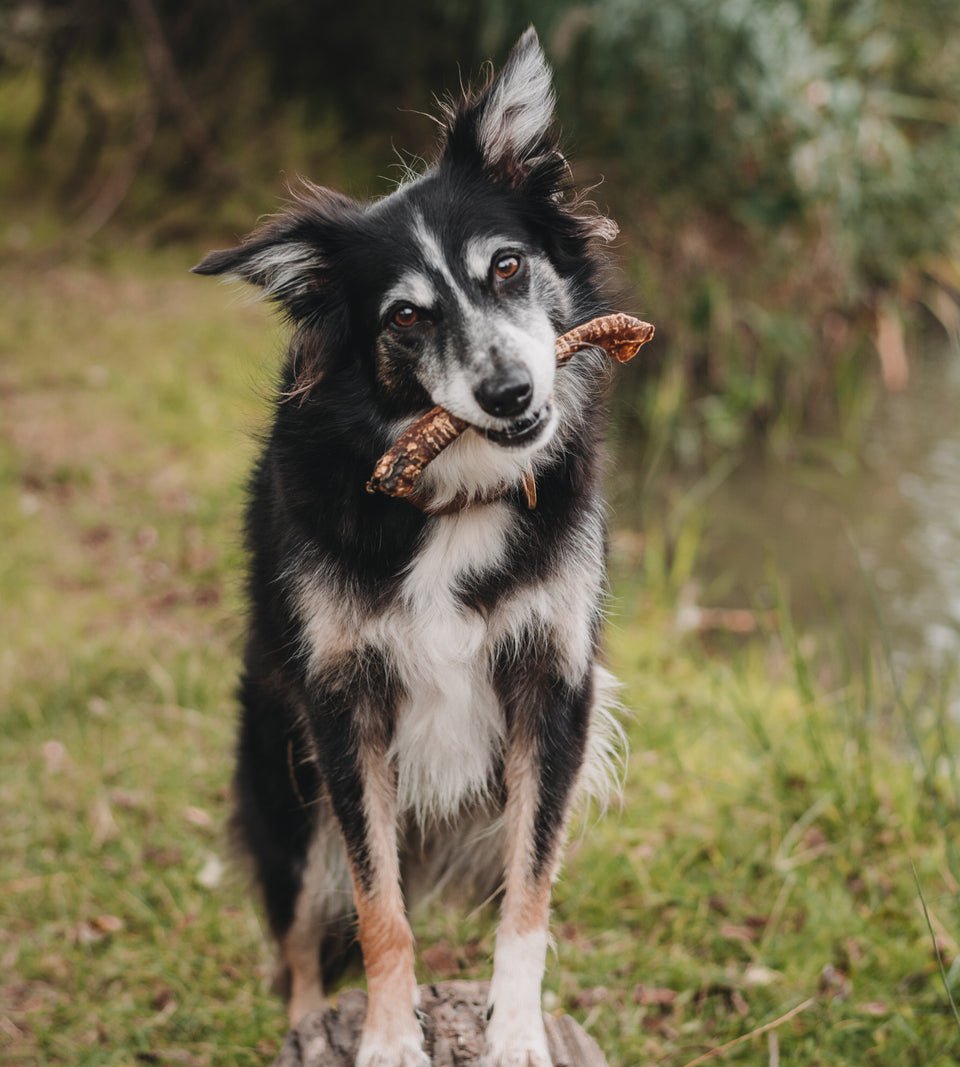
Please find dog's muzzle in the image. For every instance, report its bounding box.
[483,402,553,447]
[473,365,534,419]
[473,362,553,448]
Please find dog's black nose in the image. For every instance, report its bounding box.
[474,365,533,417]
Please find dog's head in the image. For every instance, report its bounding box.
[195,29,615,471]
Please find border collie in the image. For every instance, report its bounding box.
[195,28,625,1067]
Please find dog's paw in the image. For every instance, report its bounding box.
[355,1033,431,1067]
[481,1045,553,1067]
[482,1016,552,1067]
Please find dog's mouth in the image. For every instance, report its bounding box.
[482,403,553,448]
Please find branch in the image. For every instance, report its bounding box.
[681,998,816,1067]
[125,0,239,187]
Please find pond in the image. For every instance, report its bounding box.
[617,343,960,677]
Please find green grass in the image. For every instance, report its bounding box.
[2,253,958,1066]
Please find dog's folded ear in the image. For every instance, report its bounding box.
[192,184,356,315]
[192,230,326,298]
[441,27,561,189]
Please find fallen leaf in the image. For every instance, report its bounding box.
[90,798,119,847]
[633,985,678,1007]
[42,741,68,774]
[744,964,780,987]
[819,963,851,1000]
[183,806,212,828]
[721,924,758,942]
[731,989,749,1017]
[572,986,609,1009]
[196,852,224,890]
[421,942,458,973]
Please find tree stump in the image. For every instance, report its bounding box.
[270,981,610,1067]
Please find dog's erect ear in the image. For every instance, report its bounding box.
[192,185,355,312]
[442,27,559,187]
[476,28,556,175]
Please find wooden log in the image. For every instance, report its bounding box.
[270,981,610,1067]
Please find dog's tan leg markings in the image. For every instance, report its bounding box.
[283,917,324,1027]
[484,748,560,1067]
[280,808,354,1027]
[351,747,429,1067]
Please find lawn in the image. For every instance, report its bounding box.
[1,252,958,1066]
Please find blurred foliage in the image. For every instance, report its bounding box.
[539,0,960,289]
[2,0,959,464]
[477,0,960,462]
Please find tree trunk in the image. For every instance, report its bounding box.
[270,981,610,1067]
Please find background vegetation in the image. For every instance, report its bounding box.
[2,2,960,1065]
[3,0,960,460]
[2,255,959,1066]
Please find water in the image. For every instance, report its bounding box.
[636,345,960,670]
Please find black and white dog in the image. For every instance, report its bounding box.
[195,28,625,1067]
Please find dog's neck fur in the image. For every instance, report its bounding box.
[404,466,538,515]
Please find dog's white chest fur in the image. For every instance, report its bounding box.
[377,504,511,824]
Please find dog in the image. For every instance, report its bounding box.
[194,28,625,1067]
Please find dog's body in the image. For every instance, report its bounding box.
[195,30,624,1067]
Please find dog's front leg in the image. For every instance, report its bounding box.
[312,694,428,1067]
[484,669,593,1067]
[351,766,428,1067]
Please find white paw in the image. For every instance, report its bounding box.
[482,1014,553,1067]
[355,1031,431,1067]
[481,1045,553,1067]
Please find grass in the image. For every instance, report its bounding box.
[2,251,959,1066]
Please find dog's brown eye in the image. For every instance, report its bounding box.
[494,254,521,280]
[393,306,419,328]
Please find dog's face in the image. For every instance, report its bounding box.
[194,31,613,468]
[363,180,573,455]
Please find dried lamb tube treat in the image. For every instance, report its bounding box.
[367,313,654,500]
[554,312,655,366]
[367,407,470,500]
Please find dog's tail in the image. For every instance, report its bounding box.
[577,663,628,820]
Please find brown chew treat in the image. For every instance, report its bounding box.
[368,407,469,501]
[367,313,655,501]
[554,312,655,367]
